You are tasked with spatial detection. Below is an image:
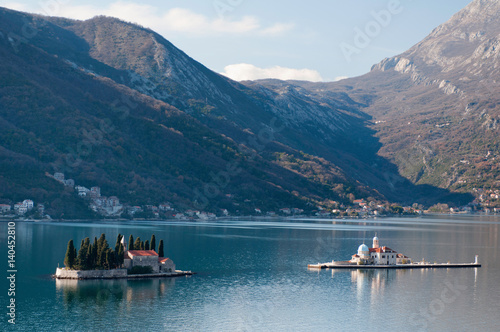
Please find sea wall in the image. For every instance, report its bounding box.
[55,268,127,279]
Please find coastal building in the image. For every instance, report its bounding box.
[159,258,176,273]
[13,200,35,215]
[123,249,177,274]
[90,187,101,198]
[350,235,412,265]
[124,250,160,273]
[23,199,34,210]
[0,204,11,213]
[75,186,90,197]
[63,179,75,187]
[128,206,143,215]
[159,204,173,211]
[280,208,291,214]
[14,203,27,215]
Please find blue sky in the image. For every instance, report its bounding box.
[1,0,473,82]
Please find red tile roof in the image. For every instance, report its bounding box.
[369,247,397,253]
[159,257,171,263]
[128,250,158,257]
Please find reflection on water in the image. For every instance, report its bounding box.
[2,216,499,331]
[56,278,176,307]
[330,269,404,303]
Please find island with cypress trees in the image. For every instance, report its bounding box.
[55,233,193,279]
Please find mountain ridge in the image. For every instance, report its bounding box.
[0,5,480,218]
[288,0,500,196]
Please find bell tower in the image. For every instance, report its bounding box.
[373,234,379,249]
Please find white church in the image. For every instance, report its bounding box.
[350,235,412,265]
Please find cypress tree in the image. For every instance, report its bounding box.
[64,240,76,269]
[134,237,141,251]
[145,240,150,250]
[97,233,106,255]
[105,249,113,270]
[158,240,164,258]
[150,235,156,253]
[117,243,124,267]
[115,234,122,252]
[92,237,98,268]
[86,242,93,270]
[141,241,144,250]
[76,237,90,270]
[128,235,134,251]
[97,235,109,268]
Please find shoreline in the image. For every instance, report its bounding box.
[2,212,500,223]
[53,268,195,280]
[308,262,481,270]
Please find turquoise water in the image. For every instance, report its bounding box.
[1,215,499,331]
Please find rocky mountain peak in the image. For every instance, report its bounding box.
[371,0,500,98]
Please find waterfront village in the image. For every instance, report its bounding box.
[2,171,500,220]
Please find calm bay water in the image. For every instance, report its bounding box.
[1,215,499,331]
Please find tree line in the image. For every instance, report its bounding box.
[64,233,164,270]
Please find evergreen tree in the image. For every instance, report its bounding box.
[150,234,156,253]
[76,237,90,269]
[105,249,114,270]
[115,234,122,252]
[114,234,124,268]
[64,240,76,269]
[117,243,124,267]
[86,242,93,269]
[134,237,141,251]
[141,241,144,250]
[158,240,164,258]
[97,234,109,268]
[92,237,98,268]
[128,235,134,251]
[97,233,106,254]
[145,240,150,250]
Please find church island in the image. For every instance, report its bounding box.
[308,235,481,270]
[55,233,193,279]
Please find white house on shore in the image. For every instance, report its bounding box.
[350,235,412,265]
[0,204,11,213]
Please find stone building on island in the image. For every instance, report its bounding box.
[122,237,176,274]
[125,250,160,273]
[350,235,412,265]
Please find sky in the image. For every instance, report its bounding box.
[0,0,474,82]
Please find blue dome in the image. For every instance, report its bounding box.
[358,244,369,252]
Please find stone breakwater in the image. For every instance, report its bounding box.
[54,268,194,279]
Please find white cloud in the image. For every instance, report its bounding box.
[0,1,292,36]
[221,63,323,82]
[259,23,295,36]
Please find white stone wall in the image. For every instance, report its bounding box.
[160,259,176,273]
[131,256,159,273]
[55,268,127,279]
